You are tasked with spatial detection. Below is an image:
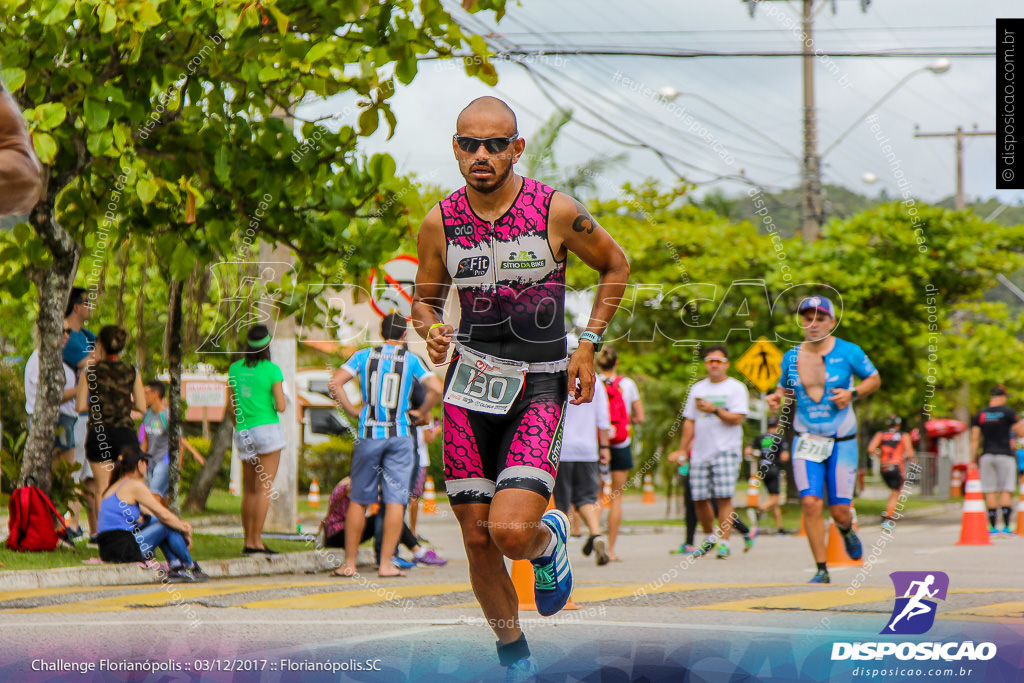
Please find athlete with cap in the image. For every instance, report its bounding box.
[411,96,629,680]
[767,295,880,584]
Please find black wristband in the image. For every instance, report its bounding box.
[850,388,859,400]
[496,634,531,667]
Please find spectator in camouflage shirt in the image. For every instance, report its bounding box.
[76,325,146,517]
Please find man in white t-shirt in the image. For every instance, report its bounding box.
[670,344,749,559]
[554,374,613,566]
[24,329,83,536]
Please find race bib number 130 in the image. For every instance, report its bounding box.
[443,349,526,415]
[794,434,835,463]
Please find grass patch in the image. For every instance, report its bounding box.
[0,532,311,572]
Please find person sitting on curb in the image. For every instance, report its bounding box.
[95,444,208,583]
[322,478,447,576]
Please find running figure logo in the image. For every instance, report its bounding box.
[883,571,949,635]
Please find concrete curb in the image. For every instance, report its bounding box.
[0,547,376,591]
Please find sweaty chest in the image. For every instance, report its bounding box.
[795,351,826,395]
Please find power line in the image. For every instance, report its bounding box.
[419,49,994,61]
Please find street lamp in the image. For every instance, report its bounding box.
[822,58,951,157]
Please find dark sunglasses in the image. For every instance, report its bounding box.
[63,328,72,334]
[453,134,518,154]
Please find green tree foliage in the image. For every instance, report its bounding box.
[578,185,1024,476]
[1,0,507,493]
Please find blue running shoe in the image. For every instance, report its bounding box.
[809,569,831,584]
[532,510,573,617]
[392,556,416,570]
[504,657,538,683]
[841,526,863,560]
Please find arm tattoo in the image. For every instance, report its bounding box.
[570,198,596,235]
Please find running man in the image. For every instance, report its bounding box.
[867,415,914,529]
[767,296,880,584]
[411,96,629,679]
[745,416,791,535]
[669,344,750,559]
[970,385,1024,536]
[886,574,938,632]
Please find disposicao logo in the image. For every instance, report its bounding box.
[884,571,948,635]
[831,571,997,662]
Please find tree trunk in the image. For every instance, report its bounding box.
[165,278,185,515]
[184,415,233,513]
[135,246,150,370]
[114,241,130,328]
[22,203,80,494]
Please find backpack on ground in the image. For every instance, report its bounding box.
[603,376,631,446]
[6,481,69,552]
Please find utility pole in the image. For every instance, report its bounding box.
[800,0,821,241]
[913,126,995,430]
[913,126,996,209]
[744,0,873,241]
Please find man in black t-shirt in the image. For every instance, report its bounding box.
[744,417,791,535]
[970,385,1024,535]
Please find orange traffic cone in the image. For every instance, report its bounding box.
[745,475,761,508]
[825,511,864,568]
[642,474,655,505]
[797,511,807,537]
[307,478,320,508]
[956,466,992,546]
[600,475,611,508]
[950,466,963,499]
[511,496,578,611]
[422,476,437,515]
[1017,474,1024,536]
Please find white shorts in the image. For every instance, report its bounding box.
[73,415,93,482]
[234,423,286,462]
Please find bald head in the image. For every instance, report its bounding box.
[456,96,518,137]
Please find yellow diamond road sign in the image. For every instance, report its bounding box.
[735,337,784,394]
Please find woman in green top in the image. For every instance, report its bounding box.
[227,324,286,554]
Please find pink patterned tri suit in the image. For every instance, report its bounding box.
[440,177,568,505]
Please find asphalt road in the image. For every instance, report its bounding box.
[1,500,1022,682]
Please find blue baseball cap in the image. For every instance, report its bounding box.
[798,295,835,318]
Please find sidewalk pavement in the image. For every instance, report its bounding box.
[0,490,957,591]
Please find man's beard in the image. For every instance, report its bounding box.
[466,162,512,194]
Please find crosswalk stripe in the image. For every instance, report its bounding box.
[239,582,472,610]
[12,581,336,614]
[942,601,1024,620]
[685,588,893,612]
[443,583,794,609]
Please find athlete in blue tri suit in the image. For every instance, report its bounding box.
[767,296,881,584]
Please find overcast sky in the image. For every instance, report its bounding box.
[300,0,1017,206]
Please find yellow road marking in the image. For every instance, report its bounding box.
[686,588,894,612]
[443,583,795,609]
[240,582,473,609]
[13,581,337,614]
[0,584,127,602]
[942,601,1024,619]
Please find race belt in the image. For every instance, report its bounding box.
[793,431,856,463]
[444,345,568,415]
